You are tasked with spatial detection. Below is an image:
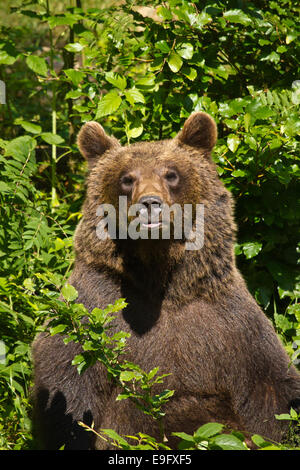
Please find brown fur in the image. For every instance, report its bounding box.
[32,112,300,449]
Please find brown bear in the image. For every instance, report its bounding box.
[32,112,300,450]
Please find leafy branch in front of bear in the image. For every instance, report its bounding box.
[45,283,174,444]
[77,422,171,450]
[275,408,300,448]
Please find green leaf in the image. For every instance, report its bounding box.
[157,6,173,20]
[65,90,83,99]
[227,135,240,153]
[176,42,194,60]
[147,367,159,380]
[41,133,64,145]
[64,69,85,86]
[223,9,252,26]
[194,422,224,439]
[237,243,250,260]
[286,33,298,45]
[153,389,174,402]
[64,42,84,53]
[16,120,42,134]
[54,238,65,251]
[50,324,67,335]
[287,303,300,320]
[48,13,82,29]
[231,169,246,177]
[101,429,129,447]
[70,354,82,365]
[213,433,247,450]
[242,242,262,259]
[135,76,156,90]
[275,413,292,421]
[261,51,280,64]
[23,278,35,292]
[5,136,36,160]
[61,283,78,302]
[72,353,85,366]
[290,407,298,419]
[0,181,10,192]
[274,313,293,333]
[105,71,127,91]
[26,55,48,77]
[127,125,143,139]
[116,393,131,401]
[181,66,197,81]
[251,434,272,448]
[95,91,122,119]
[172,432,194,442]
[244,134,257,149]
[120,370,142,382]
[193,11,212,29]
[155,40,170,53]
[168,52,183,73]
[126,117,143,139]
[246,100,274,120]
[0,50,17,65]
[124,88,145,105]
[283,115,300,137]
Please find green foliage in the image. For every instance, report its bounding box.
[45,289,174,448]
[0,0,299,450]
[48,291,175,423]
[0,127,77,448]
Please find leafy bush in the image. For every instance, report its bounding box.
[0,0,299,449]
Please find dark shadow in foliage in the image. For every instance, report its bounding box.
[33,388,95,450]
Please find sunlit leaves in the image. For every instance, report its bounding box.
[61,283,78,302]
[47,12,83,29]
[176,42,194,60]
[41,133,64,145]
[5,135,36,161]
[105,71,127,91]
[0,42,18,65]
[64,69,85,87]
[173,423,250,450]
[96,91,122,119]
[227,135,241,153]
[26,55,48,77]
[64,42,84,53]
[167,52,183,72]
[15,120,42,134]
[223,9,252,26]
[124,88,145,105]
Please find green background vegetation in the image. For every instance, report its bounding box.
[0,0,299,450]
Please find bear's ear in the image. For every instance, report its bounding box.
[177,112,217,151]
[77,121,120,169]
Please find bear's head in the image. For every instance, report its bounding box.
[75,112,236,287]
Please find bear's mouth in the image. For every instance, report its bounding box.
[139,205,162,230]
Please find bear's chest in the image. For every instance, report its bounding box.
[109,299,239,394]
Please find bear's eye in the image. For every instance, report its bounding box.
[120,175,135,191]
[165,170,179,186]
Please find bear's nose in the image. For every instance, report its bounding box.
[138,195,162,227]
[138,195,162,209]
